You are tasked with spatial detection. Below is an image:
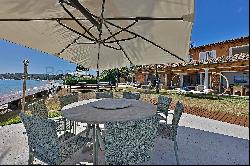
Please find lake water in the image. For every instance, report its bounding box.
[0,80,49,97]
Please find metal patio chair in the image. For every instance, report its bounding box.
[28,99,48,118]
[28,99,73,134]
[122,92,141,100]
[58,93,79,134]
[157,101,184,165]
[101,115,160,165]
[19,112,92,165]
[157,95,172,122]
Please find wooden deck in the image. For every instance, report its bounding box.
[181,106,249,127]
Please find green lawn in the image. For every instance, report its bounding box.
[122,88,249,117]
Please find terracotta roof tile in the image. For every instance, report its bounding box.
[190,36,249,50]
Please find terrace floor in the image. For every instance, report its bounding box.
[0,113,249,165]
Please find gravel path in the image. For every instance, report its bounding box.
[0,113,248,165]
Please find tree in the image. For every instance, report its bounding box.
[100,68,117,85]
[100,66,136,85]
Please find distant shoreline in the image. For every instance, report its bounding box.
[0,80,62,98]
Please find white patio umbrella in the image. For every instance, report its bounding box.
[0,0,194,92]
[0,0,194,69]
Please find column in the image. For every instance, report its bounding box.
[144,73,148,84]
[180,74,184,89]
[219,72,222,93]
[204,68,209,90]
[200,73,203,85]
[209,74,212,89]
[164,74,168,86]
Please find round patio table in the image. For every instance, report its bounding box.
[61,98,156,165]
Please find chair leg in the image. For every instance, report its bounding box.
[63,118,67,133]
[174,140,180,165]
[74,121,77,134]
[28,147,34,165]
[86,124,92,138]
[164,112,168,123]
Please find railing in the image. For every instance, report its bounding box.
[0,85,55,106]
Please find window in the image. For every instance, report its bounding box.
[187,55,193,62]
[229,45,249,56]
[199,50,216,61]
[234,75,249,83]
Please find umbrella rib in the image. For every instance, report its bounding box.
[76,42,96,44]
[0,18,89,21]
[104,20,185,62]
[104,36,137,44]
[67,0,100,28]
[103,22,133,64]
[57,25,95,55]
[0,17,183,21]
[105,17,184,21]
[58,24,95,55]
[59,0,98,41]
[102,43,121,50]
[102,20,137,42]
[57,36,81,55]
[57,20,95,42]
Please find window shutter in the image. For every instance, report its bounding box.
[199,52,206,60]
[229,47,232,56]
[212,50,216,58]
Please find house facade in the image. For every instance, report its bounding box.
[134,36,249,95]
[185,36,249,90]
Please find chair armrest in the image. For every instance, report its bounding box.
[156,113,166,120]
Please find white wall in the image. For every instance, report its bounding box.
[221,71,249,86]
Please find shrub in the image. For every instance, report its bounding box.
[64,76,98,85]
[48,111,62,118]
[0,111,62,126]
[0,116,21,126]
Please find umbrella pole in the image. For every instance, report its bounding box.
[155,64,159,94]
[96,69,100,92]
[96,0,106,93]
[22,60,29,113]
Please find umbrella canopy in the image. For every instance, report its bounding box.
[0,0,195,70]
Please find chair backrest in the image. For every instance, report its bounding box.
[157,95,172,113]
[96,91,113,99]
[157,101,184,140]
[172,101,184,127]
[102,115,160,165]
[28,99,48,118]
[19,112,60,165]
[59,93,78,109]
[122,92,140,100]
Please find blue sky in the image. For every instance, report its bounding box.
[0,0,249,74]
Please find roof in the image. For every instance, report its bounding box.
[135,53,249,70]
[190,36,249,50]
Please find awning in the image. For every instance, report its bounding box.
[0,0,195,70]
